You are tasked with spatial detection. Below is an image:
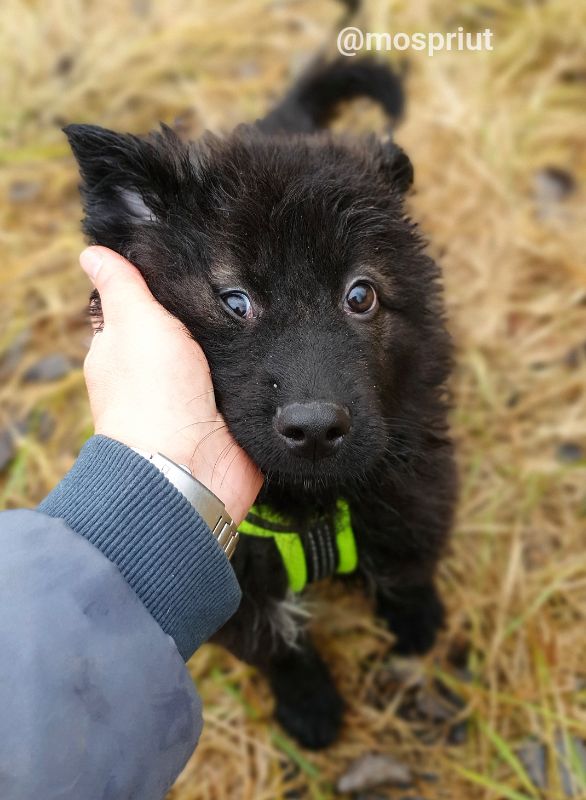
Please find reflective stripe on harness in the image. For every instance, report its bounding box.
[238,499,357,593]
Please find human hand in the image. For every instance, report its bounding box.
[79,246,263,524]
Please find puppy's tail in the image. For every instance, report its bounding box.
[256,58,405,135]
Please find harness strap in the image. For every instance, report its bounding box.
[238,499,357,593]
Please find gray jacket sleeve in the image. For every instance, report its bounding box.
[0,436,242,800]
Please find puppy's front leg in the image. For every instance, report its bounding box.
[350,471,454,657]
[268,634,344,750]
[214,597,343,750]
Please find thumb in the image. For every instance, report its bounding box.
[80,246,153,324]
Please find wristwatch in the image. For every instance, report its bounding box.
[131,448,239,560]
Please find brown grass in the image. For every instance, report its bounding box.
[1,1,586,798]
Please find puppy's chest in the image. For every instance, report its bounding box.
[238,496,357,593]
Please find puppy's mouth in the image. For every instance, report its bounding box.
[262,454,356,490]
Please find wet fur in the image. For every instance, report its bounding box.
[66,58,457,750]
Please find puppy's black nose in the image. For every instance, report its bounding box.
[275,402,351,459]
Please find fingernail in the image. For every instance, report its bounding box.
[79,248,103,281]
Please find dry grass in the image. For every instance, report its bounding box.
[1,0,586,798]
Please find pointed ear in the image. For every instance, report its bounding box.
[379,139,414,194]
[64,123,187,249]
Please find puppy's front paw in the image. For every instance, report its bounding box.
[274,681,344,750]
[390,601,444,656]
[379,584,446,656]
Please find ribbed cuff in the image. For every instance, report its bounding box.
[39,435,241,660]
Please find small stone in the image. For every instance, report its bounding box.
[23,353,73,383]
[556,443,583,464]
[55,54,74,76]
[533,167,576,206]
[0,430,15,471]
[0,330,30,379]
[564,341,586,368]
[555,732,586,797]
[337,753,413,793]
[517,739,547,790]
[9,180,41,203]
[18,410,56,443]
[517,734,586,796]
[36,410,56,442]
[533,167,576,220]
[447,721,468,746]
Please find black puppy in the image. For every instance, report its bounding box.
[66,59,457,750]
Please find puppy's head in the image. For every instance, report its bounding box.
[66,123,450,489]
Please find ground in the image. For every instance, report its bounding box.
[1,1,585,798]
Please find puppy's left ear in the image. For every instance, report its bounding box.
[378,139,414,194]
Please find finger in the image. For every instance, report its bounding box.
[79,246,154,325]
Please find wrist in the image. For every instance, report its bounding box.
[92,424,262,524]
[188,462,256,525]
[125,445,253,524]
[129,449,239,559]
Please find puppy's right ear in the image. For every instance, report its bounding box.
[64,123,187,250]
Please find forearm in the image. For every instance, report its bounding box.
[39,435,242,659]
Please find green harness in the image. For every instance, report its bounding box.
[238,499,357,593]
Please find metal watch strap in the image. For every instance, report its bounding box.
[131,448,239,559]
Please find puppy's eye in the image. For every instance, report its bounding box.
[221,291,254,320]
[345,282,378,314]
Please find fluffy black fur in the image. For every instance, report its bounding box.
[65,58,457,750]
